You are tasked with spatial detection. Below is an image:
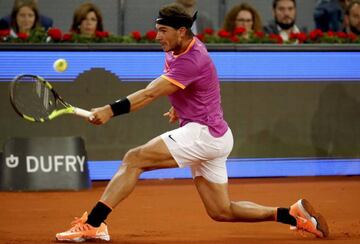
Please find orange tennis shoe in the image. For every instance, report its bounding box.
[56,212,110,242]
[289,199,329,238]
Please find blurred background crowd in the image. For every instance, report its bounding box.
[0,0,359,43]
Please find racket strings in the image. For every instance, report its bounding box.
[12,76,57,119]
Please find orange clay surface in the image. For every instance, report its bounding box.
[0,176,360,244]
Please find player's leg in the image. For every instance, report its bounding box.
[188,127,277,222]
[56,135,178,242]
[193,176,277,222]
[99,135,178,208]
[194,176,329,238]
[189,125,329,238]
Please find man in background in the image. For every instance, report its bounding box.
[264,0,307,41]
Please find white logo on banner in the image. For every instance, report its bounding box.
[6,154,19,168]
[26,155,85,173]
[5,155,86,173]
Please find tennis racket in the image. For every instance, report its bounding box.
[9,74,93,122]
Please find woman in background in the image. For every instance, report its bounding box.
[9,0,39,37]
[223,3,262,39]
[70,2,104,37]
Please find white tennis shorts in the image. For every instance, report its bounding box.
[160,122,233,184]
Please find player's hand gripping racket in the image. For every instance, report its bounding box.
[10,74,93,122]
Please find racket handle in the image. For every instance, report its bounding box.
[74,107,94,120]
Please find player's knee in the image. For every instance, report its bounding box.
[122,148,142,170]
[122,147,149,172]
[207,207,233,222]
[123,148,137,162]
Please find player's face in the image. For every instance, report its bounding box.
[274,0,296,25]
[16,6,36,33]
[80,11,98,37]
[155,24,182,52]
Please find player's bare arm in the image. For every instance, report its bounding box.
[90,77,180,125]
[128,76,179,111]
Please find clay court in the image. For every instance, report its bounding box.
[0,176,359,244]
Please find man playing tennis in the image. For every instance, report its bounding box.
[56,3,329,242]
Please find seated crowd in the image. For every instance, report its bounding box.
[0,0,359,43]
[0,0,105,40]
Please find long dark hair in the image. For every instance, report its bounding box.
[10,0,39,33]
[70,2,104,33]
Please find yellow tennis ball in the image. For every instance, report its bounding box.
[53,58,68,72]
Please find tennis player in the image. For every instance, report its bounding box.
[56,3,329,242]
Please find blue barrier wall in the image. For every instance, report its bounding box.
[1,51,360,82]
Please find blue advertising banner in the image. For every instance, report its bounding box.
[0,51,360,82]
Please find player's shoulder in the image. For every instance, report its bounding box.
[183,39,209,60]
[168,38,210,69]
[193,37,208,53]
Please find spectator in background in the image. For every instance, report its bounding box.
[4,0,39,38]
[0,0,52,31]
[313,0,343,32]
[264,0,307,42]
[344,0,360,35]
[70,2,104,38]
[223,3,263,39]
[175,0,214,34]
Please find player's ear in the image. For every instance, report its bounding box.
[178,27,187,37]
